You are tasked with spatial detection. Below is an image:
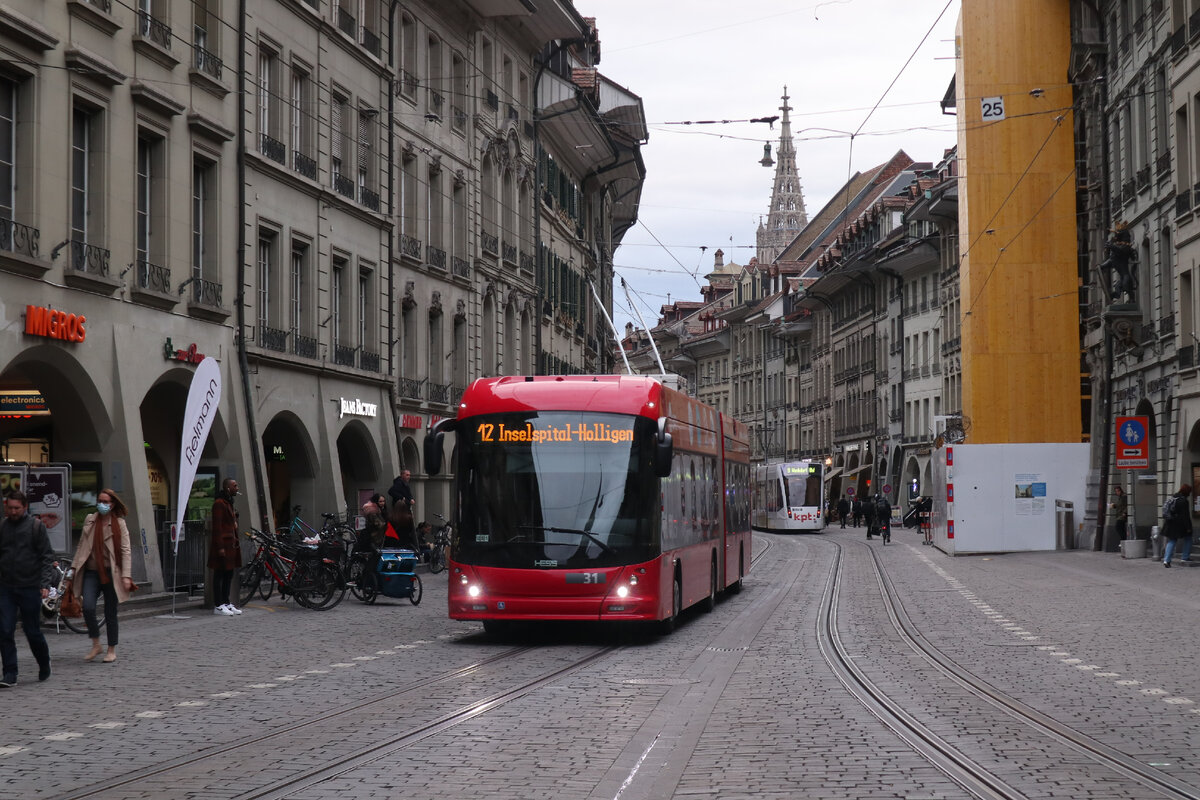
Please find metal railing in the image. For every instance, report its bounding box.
[137,260,171,293]
[185,276,223,308]
[259,323,288,352]
[361,27,380,57]
[337,6,356,37]
[360,350,380,372]
[399,377,423,399]
[293,334,318,359]
[481,230,498,255]
[137,10,172,50]
[69,240,110,276]
[426,246,446,270]
[451,256,470,279]
[0,218,39,259]
[333,343,357,367]
[399,233,421,260]
[293,151,317,180]
[194,46,222,79]
[333,173,355,198]
[260,134,286,164]
[428,381,451,404]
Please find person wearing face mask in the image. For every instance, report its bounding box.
[209,478,243,615]
[69,488,134,664]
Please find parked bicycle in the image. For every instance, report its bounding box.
[41,560,103,634]
[428,513,452,574]
[237,529,342,610]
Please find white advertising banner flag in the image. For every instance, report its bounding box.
[174,357,221,555]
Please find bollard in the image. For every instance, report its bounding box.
[1151,526,1164,560]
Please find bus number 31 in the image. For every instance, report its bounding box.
[565,572,604,584]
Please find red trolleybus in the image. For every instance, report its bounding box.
[423,375,750,634]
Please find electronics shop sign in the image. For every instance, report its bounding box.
[24,304,86,343]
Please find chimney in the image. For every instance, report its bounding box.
[714,248,724,268]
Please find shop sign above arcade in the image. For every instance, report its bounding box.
[339,397,377,419]
[24,304,86,343]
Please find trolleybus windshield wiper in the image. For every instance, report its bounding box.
[516,525,616,555]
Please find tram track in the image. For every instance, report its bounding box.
[59,538,772,800]
[817,538,1200,800]
[59,644,617,800]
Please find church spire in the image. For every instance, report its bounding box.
[756,86,808,264]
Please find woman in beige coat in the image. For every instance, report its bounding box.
[69,488,134,663]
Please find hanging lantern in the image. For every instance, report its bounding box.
[759,143,774,167]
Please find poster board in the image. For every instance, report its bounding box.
[26,465,71,553]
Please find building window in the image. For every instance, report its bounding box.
[192,157,216,279]
[331,93,351,196]
[258,46,283,161]
[135,134,166,268]
[357,107,376,202]
[258,232,278,326]
[428,313,443,384]
[0,77,14,221]
[398,13,417,99]
[332,257,347,344]
[72,105,104,244]
[427,167,443,250]
[358,267,374,350]
[290,243,308,338]
[451,52,467,132]
[289,67,313,177]
[401,152,418,239]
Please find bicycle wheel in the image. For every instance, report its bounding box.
[295,561,340,610]
[349,558,379,603]
[429,546,446,574]
[408,574,422,605]
[60,610,100,635]
[237,562,266,607]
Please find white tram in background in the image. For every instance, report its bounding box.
[752,460,826,533]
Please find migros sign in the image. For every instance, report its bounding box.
[24,305,86,343]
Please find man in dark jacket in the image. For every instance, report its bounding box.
[836,495,850,528]
[0,490,54,686]
[1163,484,1193,567]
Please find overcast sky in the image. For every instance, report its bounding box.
[575,0,961,336]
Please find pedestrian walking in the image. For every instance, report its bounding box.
[836,495,850,529]
[863,497,876,537]
[1162,484,1194,567]
[1110,485,1129,541]
[0,490,55,687]
[852,497,863,527]
[209,478,243,616]
[69,488,135,663]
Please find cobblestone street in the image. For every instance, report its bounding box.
[4,530,1198,799]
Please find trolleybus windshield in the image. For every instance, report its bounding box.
[456,411,660,569]
[783,463,822,507]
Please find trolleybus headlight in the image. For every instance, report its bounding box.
[459,574,469,585]
[467,584,482,598]
[627,574,638,585]
[616,585,630,598]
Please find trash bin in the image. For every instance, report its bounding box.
[1054,500,1074,550]
[1120,538,1147,558]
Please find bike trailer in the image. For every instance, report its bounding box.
[376,548,418,598]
